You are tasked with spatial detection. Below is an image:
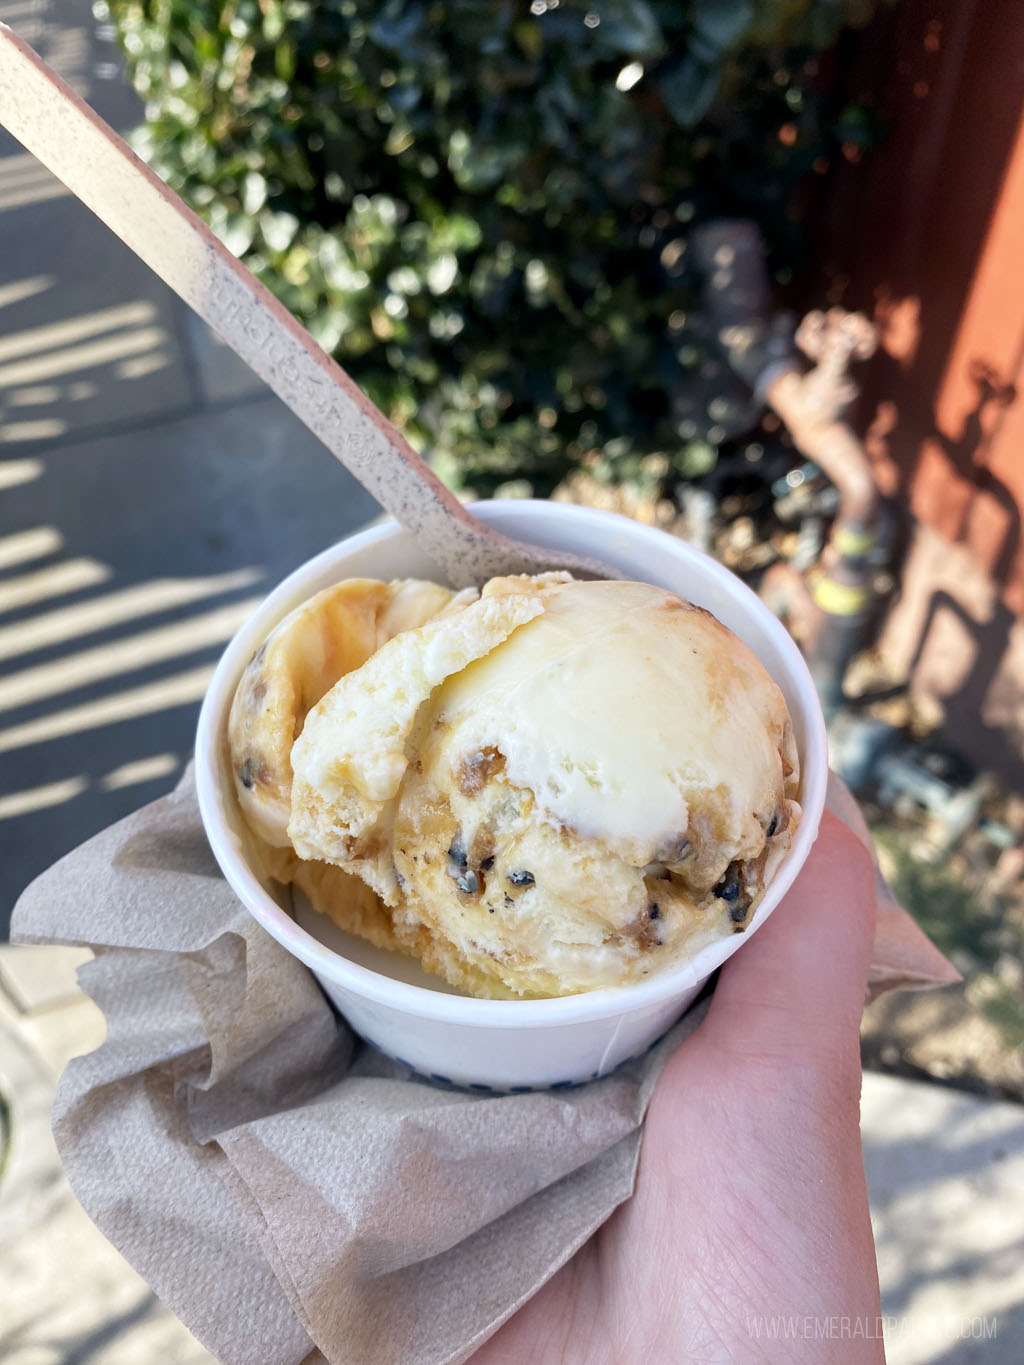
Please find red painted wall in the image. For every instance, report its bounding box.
[810,0,1024,774]
[819,0,1024,606]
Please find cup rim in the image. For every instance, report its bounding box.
[195,500,828,1028]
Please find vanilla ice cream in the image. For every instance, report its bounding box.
[228,576,471,847]
[278,574,800,998]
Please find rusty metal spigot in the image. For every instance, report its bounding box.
[692,219,884,720]
[768,308,879,527]
[762,308,881,718]
[794,308,878,420]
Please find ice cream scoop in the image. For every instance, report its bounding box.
[227,576,473,848]
[287,575,800,997]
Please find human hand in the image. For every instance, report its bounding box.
[473,811,883,1363]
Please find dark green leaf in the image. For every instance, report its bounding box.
[107,0,883,493]
[657,58,721,127]
[693,0,755,51]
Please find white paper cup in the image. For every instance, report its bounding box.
[196,500,827,1089]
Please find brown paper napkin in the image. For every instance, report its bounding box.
[11,767,957,1365]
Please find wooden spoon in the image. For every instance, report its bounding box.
[0,24,614,587]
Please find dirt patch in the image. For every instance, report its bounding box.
[861,803,1024,1103]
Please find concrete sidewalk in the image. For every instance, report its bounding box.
[862,1075,1024,1364]
[0,944,213,1363]
[0,0,381,934]
[1,941,1022,1364]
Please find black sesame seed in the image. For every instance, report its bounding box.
[713,862,752,923]
[767,813,779,837]
[713,876,742,904]
[479,855,495,872]
[447,834,468,870]
[239,756,256,789]
[657,835,691,863]
[488,905,495,913]
[649,902,661,920]
[508,869,535,887]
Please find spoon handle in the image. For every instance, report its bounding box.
[0,23,521,585]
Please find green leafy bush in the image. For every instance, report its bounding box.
[111,0,878,494]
